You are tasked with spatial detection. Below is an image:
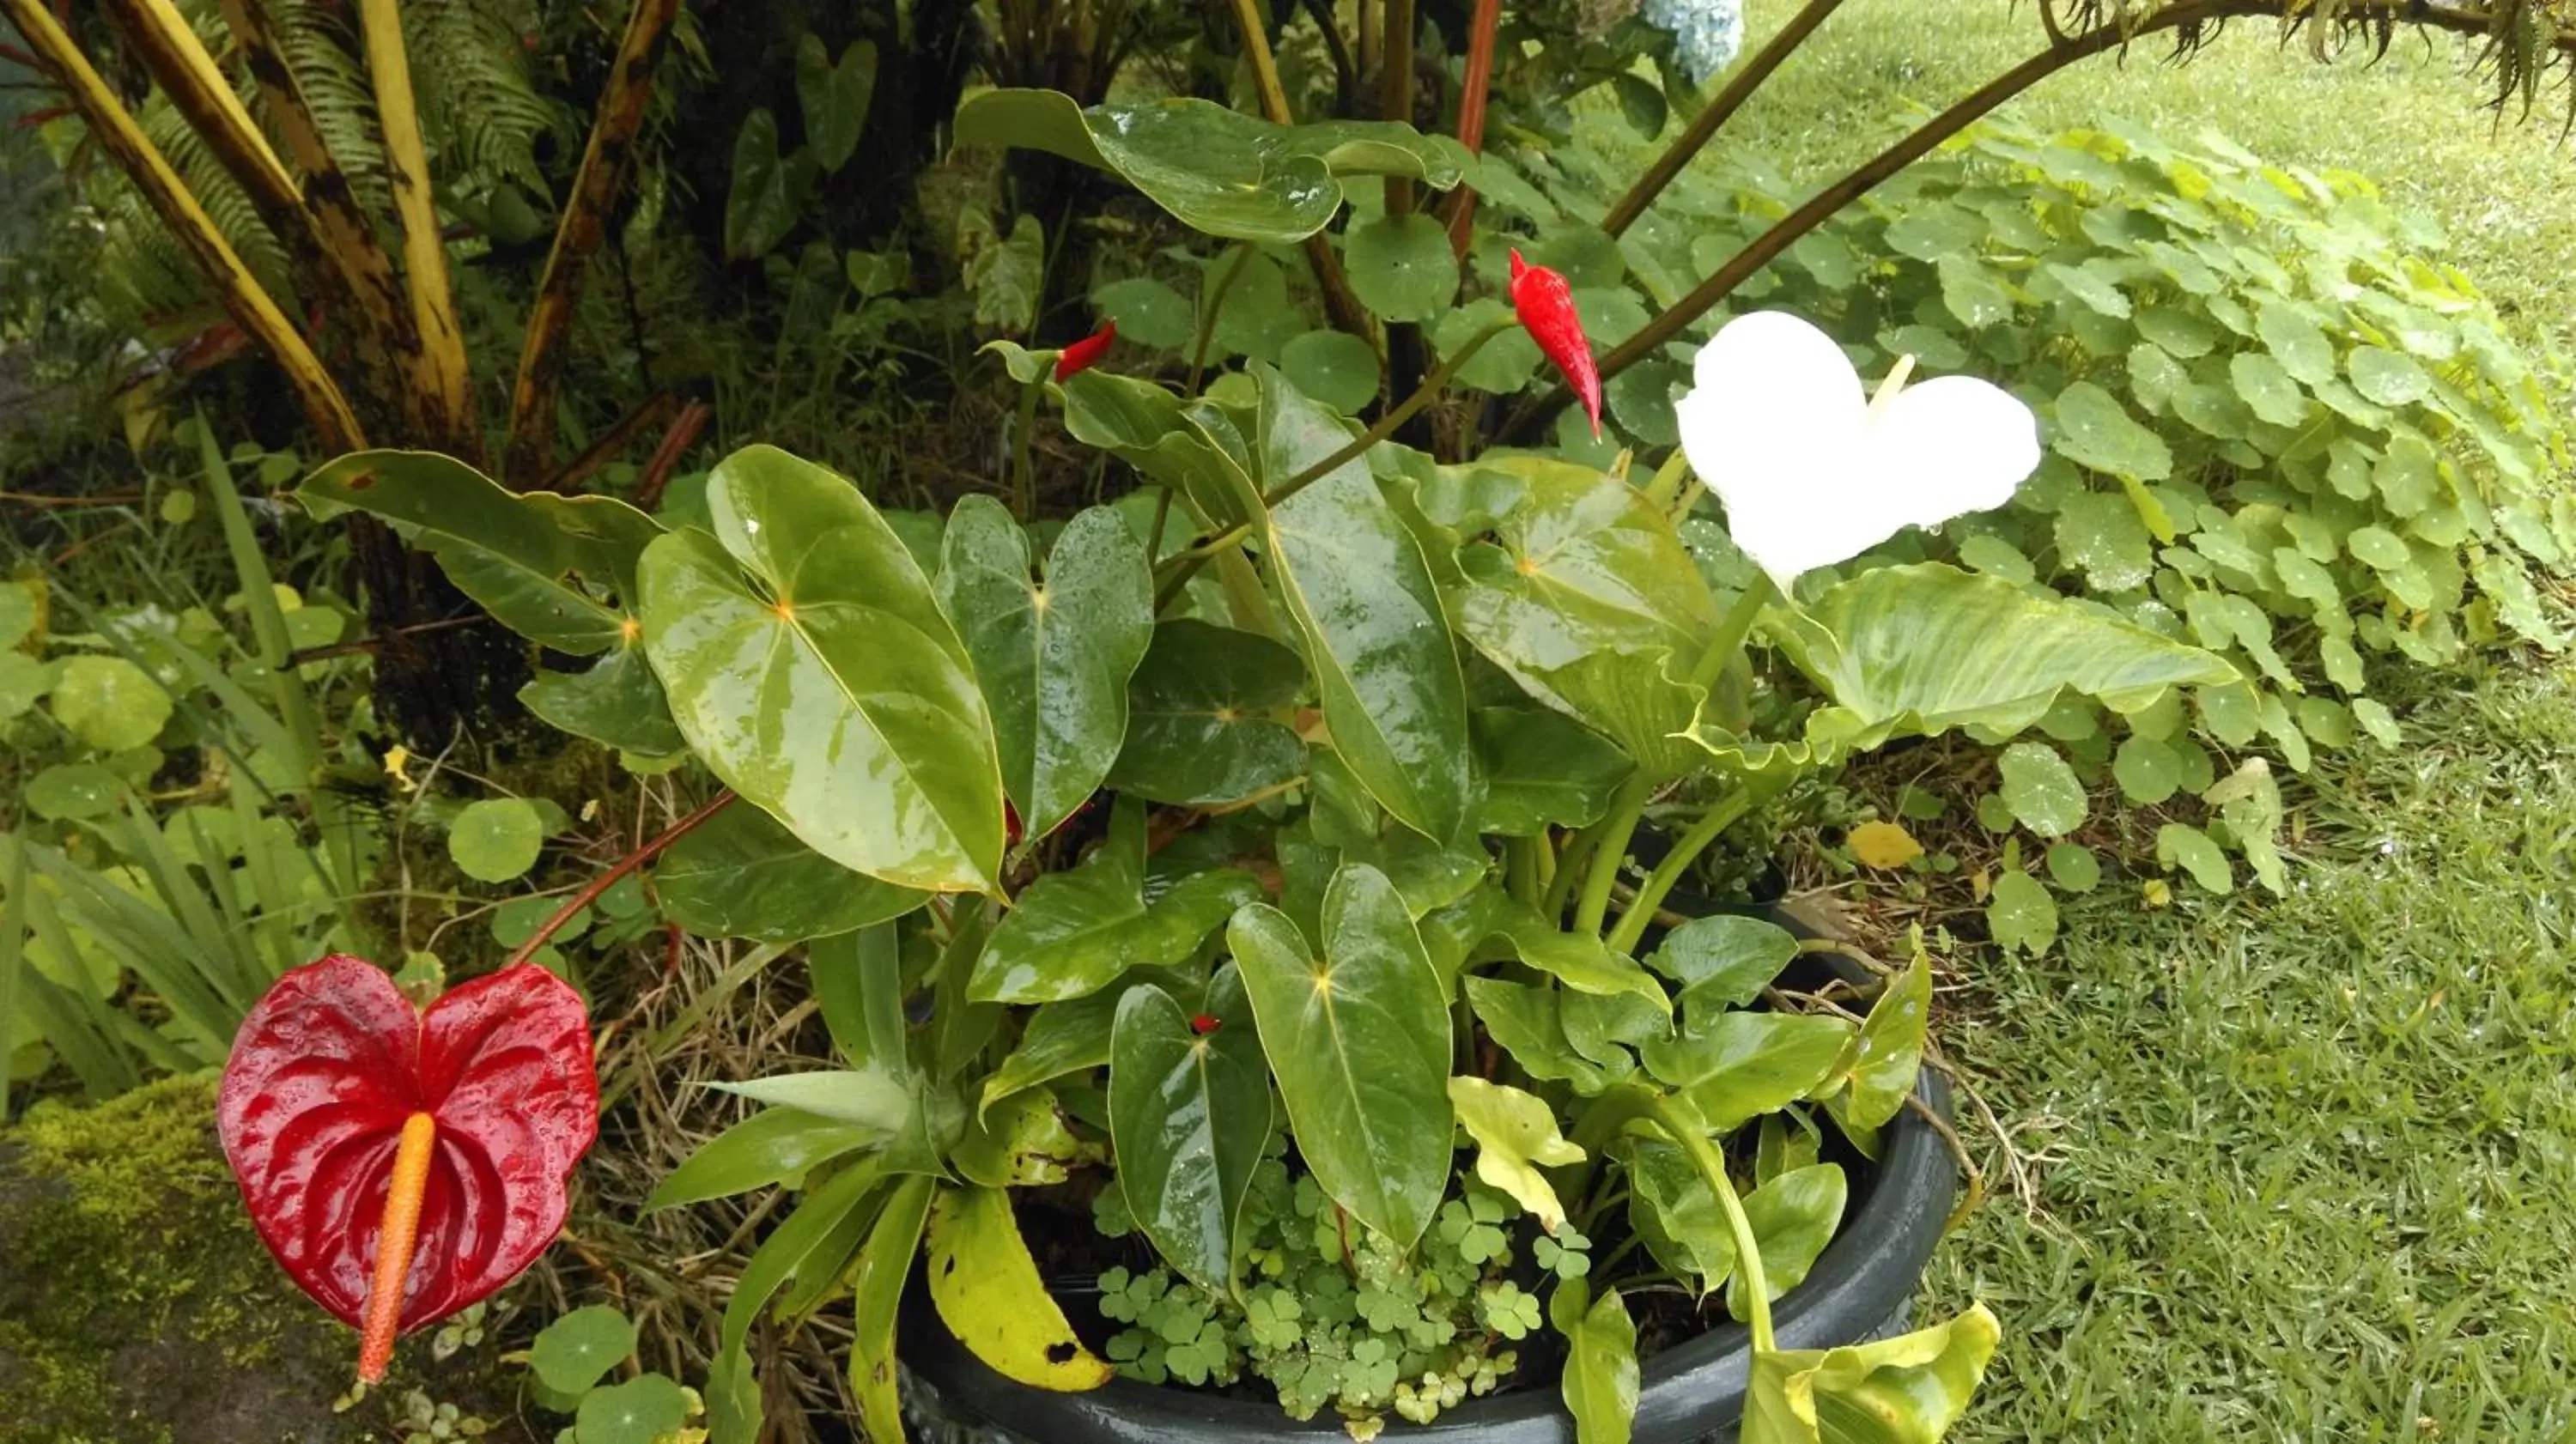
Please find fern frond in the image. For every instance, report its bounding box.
[266,0,393,215]
[404,0,560,194]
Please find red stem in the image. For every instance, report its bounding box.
[1440,0,1501,256]
[631,397,712,513]
[505,792,736,970]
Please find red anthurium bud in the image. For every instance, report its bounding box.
[1508,249,1601,439]
[1190,1014,1222,1036]
[1005,799,1025,848]
[1054,321,1117,381]
[218,956,598,1384]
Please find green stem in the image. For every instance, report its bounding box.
[1261,319,1511,507]
[1639,446,1692,511]
[1649,1094,1774,1353]
[1010,380,1041,521]
[1504,835,1539,906]
[1603,783,1759,956]
[1152,520,1254,613]
[1686,571,1776,695]
[1599,0,1847,237]
[1572,774,1650,937]
[1188,244,1253,395]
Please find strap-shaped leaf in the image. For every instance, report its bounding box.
[937,500,1153,840]
[956,88,1469,243]
[925,1185,1115,1390]
[637,446,1004,895]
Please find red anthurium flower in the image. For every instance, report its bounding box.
[1054,320,1116,380]
[1190,1014,1222,1036]
[218,956,598,1383]
[1508,249,1601,439]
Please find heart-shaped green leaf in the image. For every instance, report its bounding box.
[1477,901,1669,1012]
[1472,705,1634,835]
[1449,457,1716,779]
[1755,563,2240,761]
[793,34,876,175]
[1644,1012,1855,1130]
[1741,1305,2001,1443]
[939,500,1153,839]
[519,643,685,755]
[1647,914,1799,1017]
[1726,1162,1849,1320]
[638,446,1003,894]
[1839,951,1930,1131]
[1109,620,1306,805]
[1463,975,1623,1094]
[954,88,1468,242]
[1060,373,1267,531]
[301,451,657,653]
[1230,865,1452,1247]
[1259,368,1468,840]
[726,108,816,260]
[1109,966,1270,1292]
[654,801,928,943]
[970,845,1259,1004]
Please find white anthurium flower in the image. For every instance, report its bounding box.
[1674,310,2042,590]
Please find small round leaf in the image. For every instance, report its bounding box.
[1279,330,1382,414]
[50,656,172,752]
[1344,213,1459,323]
[450,798,547,883]
[532,1305,637,1394]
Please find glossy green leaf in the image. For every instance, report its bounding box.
[953,88,1467,243]
[980,987,1122,1116]
[1109,967,1270,1292]
[939,500,1153,839]
[577,1374,688,1444]
[925,1185,1115,1389]
[1479,900,1669,1012]
[1109,619,1306,805]
[1449,457,1716,779]
[1626,1135,1735,1289]
[1996,742,2086,837]
[519,643,685,755]
[1472,705,1634,835]
[1230,865,1453,1247]
[645,1106,884,1211]
[1345,212,1458,322]
[1060,373,1265,531]
[1843,953,1932,1130]
[1648,914,1800,1017]
[1753,564,2239,761]
[1464,976,1622,1093]
[1741,1306,2002,1444]
[850,1175,934,1444]
[655,802,927,943]
[1260,368,1469,839]
[301,452,657,653]
[639,446,1003,894]
[1645,1011,1854,1130]
[1447,1076,1584,1232]
[970,845,1258,1004]
[1551,1281,1639,1444]
[793,34,875,175]
[1726,1163,1850,1320]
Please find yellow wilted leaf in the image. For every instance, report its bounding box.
[1848,820,1923,870]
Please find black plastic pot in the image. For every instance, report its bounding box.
[898,907,1956,1444]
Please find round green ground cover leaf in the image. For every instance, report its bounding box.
[0,581,33,648]
[655,801,926,943]
[1279,330,1382,415]
[1230,865,1452,1248]
[1437,299,1542,393]
[49,656,169,752]
[938,500,1154,840]
[952,88,1466,243]
[2112,734,2184,804]
[2348,345,2432,406]
[1092,276,1194,350]
[449,798,545,883]
[1259,369,1470,840]
[2045,842,2102,893]
[0,650,48,719]
[2157,822,2233,893]
[1987,870,2058,956]
[24,763,125,820]
[576,1374,690,1444]
[1996,742,2087,837]
[1109,619,1306,805]
[639,446,1003,895]
[2051,381,2171,481]
[1109,968,1269,1292]
[531,1304,636,1392]
[2053,490,2154,593]
[2229,350,2310,427]
[1346,213,1459,322]
[2257,300,2338,387]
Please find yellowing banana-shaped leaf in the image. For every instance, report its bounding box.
[924,1184,1115,1391]
[1742,1304,2002,1444]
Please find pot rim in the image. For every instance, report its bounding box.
[900,907,1959,1444]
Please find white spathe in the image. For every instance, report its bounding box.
[1675,310,2042,588]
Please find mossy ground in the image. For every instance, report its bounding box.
[0,1075,532,1444]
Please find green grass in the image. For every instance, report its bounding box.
[1713,0,2576,357]
[1924,662,2576,1439]
[1685,6,2576,1435]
